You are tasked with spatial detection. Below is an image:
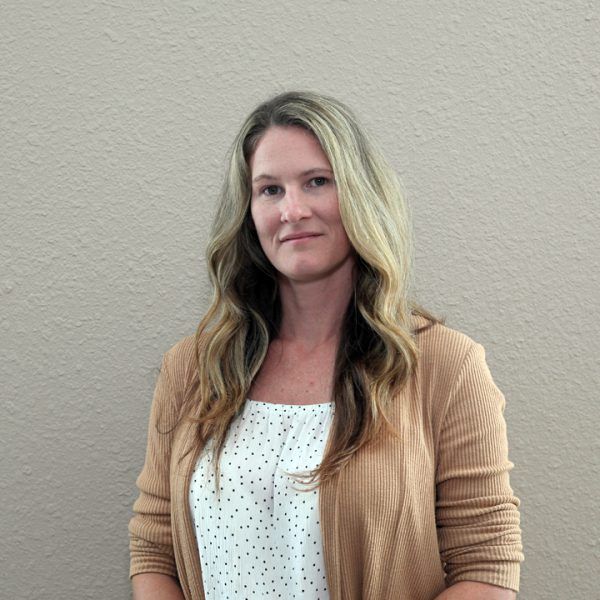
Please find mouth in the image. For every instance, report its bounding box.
[280,233,322,243]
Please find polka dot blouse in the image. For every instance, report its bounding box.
[189,398,335,599]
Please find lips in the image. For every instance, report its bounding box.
[280,232,322,243]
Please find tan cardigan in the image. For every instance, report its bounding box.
[129,317,523,599]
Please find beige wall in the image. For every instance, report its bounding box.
[2,1,598,598]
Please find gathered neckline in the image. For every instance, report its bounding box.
[247,398,334,408]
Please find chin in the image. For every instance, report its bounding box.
[279,266,349,285]
[275,255,356,285]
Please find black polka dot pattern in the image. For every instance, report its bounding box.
[189,399,335,599]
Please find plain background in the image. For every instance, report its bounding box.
[1,1,598,598]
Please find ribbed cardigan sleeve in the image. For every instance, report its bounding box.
[128,349,182,580]
[435,342,524,591]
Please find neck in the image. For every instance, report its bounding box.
[276,263,355,351]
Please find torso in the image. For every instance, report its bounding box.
[247,339,337,405]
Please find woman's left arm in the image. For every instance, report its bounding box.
[435,342,524,593]
[434,581,517,599]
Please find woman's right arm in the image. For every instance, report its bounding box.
[132,573,185,599]
[129,349,184,596]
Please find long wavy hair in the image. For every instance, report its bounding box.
[179,91,444,494]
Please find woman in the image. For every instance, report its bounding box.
[129,91,523,599]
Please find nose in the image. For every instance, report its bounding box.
[280,188,312,223]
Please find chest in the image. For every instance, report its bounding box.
[187,400,334,595]
[248,342,336,405]
[169,371,442,599]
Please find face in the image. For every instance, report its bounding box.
[249,126,355,285]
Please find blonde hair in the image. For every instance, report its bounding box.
[179,91,444,494]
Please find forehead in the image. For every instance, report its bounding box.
[249,126,331,174]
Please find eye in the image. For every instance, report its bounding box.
[261,184,282,196]
[309,176,330,187]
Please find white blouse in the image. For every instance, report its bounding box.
[189,399,335,600]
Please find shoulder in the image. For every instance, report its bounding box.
[409,315,506,431]
[161,333,198,393]
[411,314,479,368]
[410,314,487,399]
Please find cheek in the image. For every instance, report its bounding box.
[323,196,343,223]
[250,205,277,242]
[331,213,352,250]
[249,205,264,233]
[325,203,346,233]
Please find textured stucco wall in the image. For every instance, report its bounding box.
[1,1,598,598]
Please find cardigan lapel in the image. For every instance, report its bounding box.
[171,419,206,600]
[318,415,343,600]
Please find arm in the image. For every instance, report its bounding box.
[132,573,185,600]
[129,351,183,590]
[435,342,523,592]
[434,581,516,599]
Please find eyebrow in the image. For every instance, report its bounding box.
[251,168,333,184]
